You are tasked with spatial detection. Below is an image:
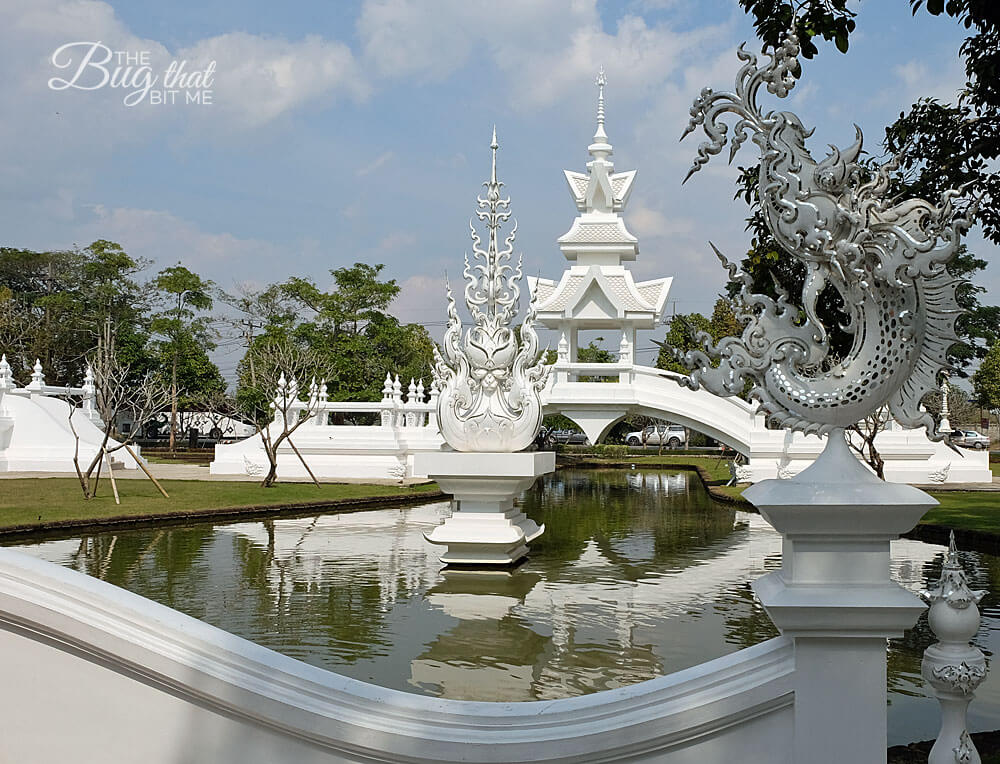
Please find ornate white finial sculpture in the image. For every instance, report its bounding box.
[921,532,988,764]
[0,355,12,390]
[433,128,549,452]
[28,359,44,390]
[678,30,975,439]
[940,374,952,433]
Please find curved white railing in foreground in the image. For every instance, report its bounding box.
[0,548,794,763]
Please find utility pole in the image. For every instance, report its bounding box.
[168,289,191,452]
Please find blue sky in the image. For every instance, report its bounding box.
[1,0,993,379]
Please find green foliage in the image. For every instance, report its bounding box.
[265,263,435,402]
[592,444,629,459]
[973,341,1000,414]
[0,242,154,385]
[738,0,856,59]
[656,298,747,375]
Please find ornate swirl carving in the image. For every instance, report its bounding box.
[433,129,549,452]
[932,662,987,696]
[678,30,977,437]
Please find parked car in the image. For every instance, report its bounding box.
[547,428,589,445]
[950,430,991,450]
[626,424,688,448]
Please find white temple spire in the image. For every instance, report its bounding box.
[594,66,608,144]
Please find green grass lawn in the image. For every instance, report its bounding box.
[0,478,439,531]
[712,482,1000,535]
[921,491,1000,534]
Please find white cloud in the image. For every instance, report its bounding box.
[377,231,418,251]
[390,274,447,326]
[178,32,369,128]
[356,150,394,177]
[78,205,280,274]
[629,204,693,239]
[891,58,964,106]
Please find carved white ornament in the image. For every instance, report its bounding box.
[433,130,549,452]
[921,532,989,764]
[677,31,975,438]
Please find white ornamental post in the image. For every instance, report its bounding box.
[679,28,978,764]
[0,354,11,417]
[27,359,44,392]
[391,374,403,427]
[380,373,394,427]
[416,378,426,426]
[940,374,952,433]
[271,373,288,427]
[81,365,99,423]
[618,330,632,384]
[921,532,988,764]
[556,332,570,385]
[427,380,440,431]
[317,379,328,426]
[405,378,418,428]
[0,355,11,391]
[414,129,552,566]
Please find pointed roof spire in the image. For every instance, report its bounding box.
[490,124,498,182]
[594,66,607,143]
[589,66,612,159]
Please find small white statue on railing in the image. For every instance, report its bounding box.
[433,129,549,452]
[921,532,988,764]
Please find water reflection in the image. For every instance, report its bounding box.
[10,468,1000,745]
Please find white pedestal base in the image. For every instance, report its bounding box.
[413,451,555,566]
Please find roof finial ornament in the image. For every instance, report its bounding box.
[594,65,608,138]
[595,66,607,140]
[489,124,499,191]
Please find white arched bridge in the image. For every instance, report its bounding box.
[211,360,991,486]
[542,361,759,454]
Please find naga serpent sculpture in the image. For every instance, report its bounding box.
[677,30,976,438]
[433,129,549,452]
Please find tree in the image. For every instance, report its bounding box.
[66,346,171,501]
[656,298,747,378]
[235,336,325,487]
[735,0,1000,372]
[973,340,1000,424]
[150,265,216,450]
[0,242,153,386]
[278,263,435,401]
[847,407,893,480]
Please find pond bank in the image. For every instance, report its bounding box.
[557,454,1000,555]
[0,478,443,541]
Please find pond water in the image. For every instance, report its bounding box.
[9,468,1000,746]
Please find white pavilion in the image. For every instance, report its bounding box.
[528,69,671,370]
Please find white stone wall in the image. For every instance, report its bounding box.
[0,548,794,763]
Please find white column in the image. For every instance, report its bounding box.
[746,430,931,764]
[921,532,987,764]
[413,451,553,565]
[405,378,418,427]
[380,373,394,427]
[939,375,951,433]
[556,332,570,385]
